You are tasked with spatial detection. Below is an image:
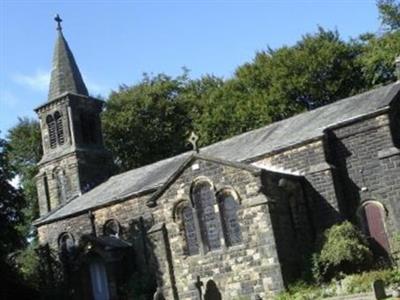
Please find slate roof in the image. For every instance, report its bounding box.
[34,81,400,225]
[48,28,88,101]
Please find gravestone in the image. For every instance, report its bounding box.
[372,279,386,300]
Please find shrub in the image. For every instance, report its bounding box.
[340,269,394,294]
[312,221,373,282]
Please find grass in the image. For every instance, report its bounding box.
[275,268,400,300]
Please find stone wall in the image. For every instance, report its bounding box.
[329,112,400,241]
[150,157,306,299]
[254,140,342,232]
[37,157,311,299]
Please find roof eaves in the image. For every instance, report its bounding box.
[34,185,160,227]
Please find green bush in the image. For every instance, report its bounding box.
[312,221,373,282]
[341,269,394,294]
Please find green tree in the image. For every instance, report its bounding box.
[378,0,400,31]
[6,117,42,238]
[194,28,365,146]
[0,135,25,259]
[358,31,400,86]
[103,72,195,171]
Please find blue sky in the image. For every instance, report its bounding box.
[1,0,381,137]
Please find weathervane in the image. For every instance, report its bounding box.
[188,131,200,153]
[54,14,62,31]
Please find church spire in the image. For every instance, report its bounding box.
[48,14,88,101]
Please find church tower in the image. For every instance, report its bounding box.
[35,15,113,216]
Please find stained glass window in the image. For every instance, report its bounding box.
[218,191,242,246]
[182,206,199,255]
[192,181,221,251]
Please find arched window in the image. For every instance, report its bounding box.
[181,206,199,255]
[54,168,68,204]
[192,180,221,251]
[43,173,51,212]
[58,232,75,254]
[359,201,390,255]
[46,115,57,148]
[54,111,64,145]
[103,219,121,238]
[217,189,242,246]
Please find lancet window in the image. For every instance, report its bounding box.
[46,115,57,148]
[217,189,242,246]
[54,111,64,145]
[54,167,68,204]
[192,180,221,251]
[181,205,200,255]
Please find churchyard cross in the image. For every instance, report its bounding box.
[195,276,203,300]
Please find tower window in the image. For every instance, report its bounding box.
[46,111,64,148]
[54,168,68,204]
[43,174,51,212]
[46,115,57,148]
[54,111,64,145]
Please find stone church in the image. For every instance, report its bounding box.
[33,17,400,300]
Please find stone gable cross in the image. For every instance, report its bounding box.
[188,131,199,153]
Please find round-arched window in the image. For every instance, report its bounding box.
[58,232,75,253]
[103,219,121,237]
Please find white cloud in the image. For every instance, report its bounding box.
[12,69,110,97]
[13,70,50,92]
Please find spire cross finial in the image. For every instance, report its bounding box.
[188,131,200,153]
[54,14,62,31]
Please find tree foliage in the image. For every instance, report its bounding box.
[6,117,42,238]
[378,0,400,31]
[0,136,25,259]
